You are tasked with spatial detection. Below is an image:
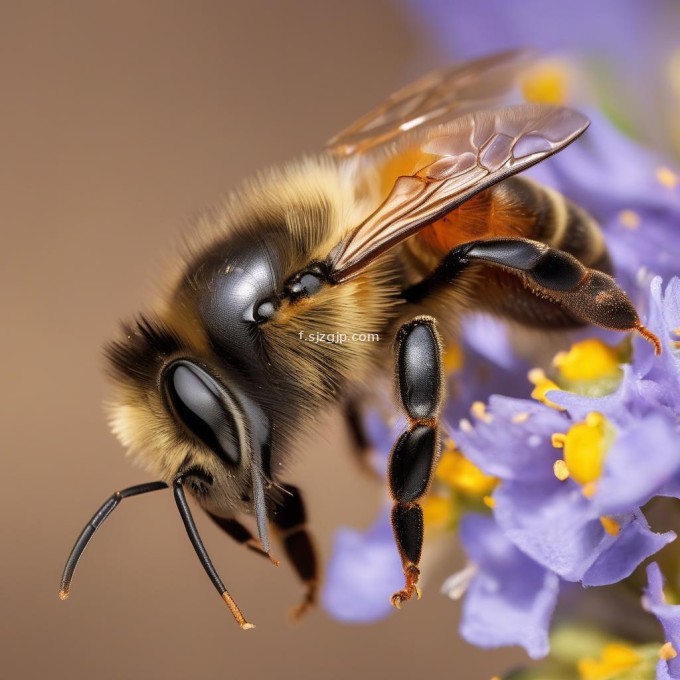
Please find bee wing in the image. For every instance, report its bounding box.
[326,49,534,157]
[328,104,589,282]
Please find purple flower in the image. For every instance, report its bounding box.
[643,562,680,679]
[453,394,678,585]
[551,277,680,422]
[402,0,680,157]
[449,513,560,659]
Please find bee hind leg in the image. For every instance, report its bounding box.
[404,237,661,354]
[388,316,444,608]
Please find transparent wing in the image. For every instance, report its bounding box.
[326,49,534,157]
[328,104,590,282]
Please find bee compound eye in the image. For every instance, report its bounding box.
[253,298,279,323]
[164,362,241,465]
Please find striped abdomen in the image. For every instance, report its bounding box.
[412,176,611,274]
[407,176,614,330]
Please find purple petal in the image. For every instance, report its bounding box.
[657,660,674,680]
[583,514,675,586]
[494,480,611,581]
[644,563,680,679]
[452,395,568,482]
[592,415,680,515]
[459,514,559,659]
[322,507,403,623]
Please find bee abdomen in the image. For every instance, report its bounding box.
[413,177,612,276]
[506,177,612,274]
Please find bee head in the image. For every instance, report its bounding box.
[104,159,401,542]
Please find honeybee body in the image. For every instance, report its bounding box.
[62,51,658,628]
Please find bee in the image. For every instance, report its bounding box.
[59,50,660,629]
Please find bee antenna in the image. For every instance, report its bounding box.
[173,477,255,630]
[58,481,168,601]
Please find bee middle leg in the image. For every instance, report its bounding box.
[343,399,384,478]
[209,487,319,619]
[388,316,443,608]
[271,484,319,620]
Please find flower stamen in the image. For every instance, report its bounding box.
[552,433,566,448]
[529,368,564,409]
[618,209,641,229]
[656,165,679,190]
[582,482,598,499]
[600,516,621,536]
[660,642,678,661]
[470,401,492,423]
[441,563,479,600]
[553,459,570,481]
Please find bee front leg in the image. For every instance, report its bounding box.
[388,316,444,608]
[206,513,273,559]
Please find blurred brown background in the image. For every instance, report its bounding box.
[0,3,527,679]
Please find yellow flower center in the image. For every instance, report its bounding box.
[578,643,642,679]
[436,442,497,498]
[522,60,570,104]
[553,412,612,486]
[421,495,452,533]
[552,339,621,382]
